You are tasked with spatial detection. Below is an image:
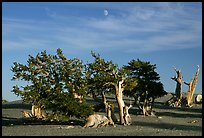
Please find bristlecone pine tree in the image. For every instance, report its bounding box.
[86,51,131,125]
[11,48,93,121]
[123,59,167,116]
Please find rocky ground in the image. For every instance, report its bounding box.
[2,93,202,136]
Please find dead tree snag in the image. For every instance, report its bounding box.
[21,111,33,118]
[123,104,132,126]
[171,66,183,100]
[184,65,200,107]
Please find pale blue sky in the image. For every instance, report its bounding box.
[2,2,202,101]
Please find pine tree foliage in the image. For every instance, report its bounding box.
[11,49,167,122]
[11,48,93,120]
[124,59,167,114]
[85,51,118,99]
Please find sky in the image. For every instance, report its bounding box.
[2,2,202,102]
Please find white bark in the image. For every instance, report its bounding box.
[31,104,46,119]
[185,65,200,107]
[115,78,126,125]
[195,94,202,104]
[83,113,111,128]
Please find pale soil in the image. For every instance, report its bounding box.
[2,94,202,136]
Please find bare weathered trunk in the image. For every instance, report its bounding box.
[21,111,33,118]
[71,85,83,103]
[31,104,46,119]
[171,66,183,100]
[73,92,83,103]
[101,92,116,126]
[110,105,118,123]
[83,113,110,128]
[115,79,126,125]
[184,80,193,106]
[170,66,184,107]
[184,65,200,107]
[141,91,154,116]
[101,91,107,106]
[123,104,132,125]
[143,97,149,116]
[105,69,131,125]
[70,83,83,103]
[132,93,144,114]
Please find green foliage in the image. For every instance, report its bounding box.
[124,59,167,101]
[85,51,118,97]
[11,49,167,121]
[11,48,93,120]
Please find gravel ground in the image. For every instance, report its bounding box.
[2,94,202,136]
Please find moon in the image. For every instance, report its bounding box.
[104,10,108,16]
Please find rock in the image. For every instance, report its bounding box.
[195,94,202,104]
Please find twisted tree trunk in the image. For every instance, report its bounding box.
[31,104,46,119]
[101,92,117,126]
[115,78,132,125]
[171,66,183,100]
[115,79,126,125]
[184,65,200,107]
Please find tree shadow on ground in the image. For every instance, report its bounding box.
[153,102,202,114]
[156,111,202,118]
[2,101,86,127]
[126,103,202,119]
[132,120,202,132]
[2,116,85,127]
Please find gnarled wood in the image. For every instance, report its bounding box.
[31,104,46,119]
[123,104,132,125]
[115,78,126,125]
[102,92,117,126]
[21,111,33,118]
[73,92,83,103]
[171,66,183,100]
[184,65,200,107]
[83,113,112,128]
